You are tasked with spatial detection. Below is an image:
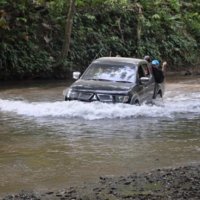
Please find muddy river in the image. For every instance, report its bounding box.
[0,76,200,197]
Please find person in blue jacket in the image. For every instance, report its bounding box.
[151,60,165,83]
[144,56,167,82]
[151,59,167,99]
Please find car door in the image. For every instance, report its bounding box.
[140,63,155,101]
[136,65,146,102]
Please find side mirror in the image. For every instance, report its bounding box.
[140,77,150,84]
[73,71,81,79]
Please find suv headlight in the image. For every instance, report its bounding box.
[115,95,129,103]
[67,89,79,99]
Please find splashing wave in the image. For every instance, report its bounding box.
[0,92,200,120]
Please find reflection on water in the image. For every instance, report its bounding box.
[0,77,200,196]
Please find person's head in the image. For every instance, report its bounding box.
[151,60,160,68]
[144,55,151,63]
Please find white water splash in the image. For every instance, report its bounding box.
[0,92,200,120]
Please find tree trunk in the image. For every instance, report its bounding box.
[60,0,76,63]
[135,2,143,56]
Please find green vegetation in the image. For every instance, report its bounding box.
[0,0,199,80]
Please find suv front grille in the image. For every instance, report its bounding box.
[78,92,114,102]
[97,94,113,102]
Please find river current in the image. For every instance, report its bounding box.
[0,76,200,196]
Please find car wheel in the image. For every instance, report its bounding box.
[134,100,140,106]
[130,96,140,105]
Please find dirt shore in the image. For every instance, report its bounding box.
[2,163,200,200]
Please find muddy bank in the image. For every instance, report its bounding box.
[2,164,200,200]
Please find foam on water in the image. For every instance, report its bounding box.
[0,91,200,120]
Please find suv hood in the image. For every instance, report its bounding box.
[71,79,135,94]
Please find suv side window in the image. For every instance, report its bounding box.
[138,65,145,78]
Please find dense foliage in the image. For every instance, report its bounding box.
[0,0,199,80]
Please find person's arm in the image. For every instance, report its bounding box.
[162,61,167,74]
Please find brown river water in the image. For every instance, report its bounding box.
[0,76,200,197]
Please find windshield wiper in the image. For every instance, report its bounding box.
[89,78,112,82]
[115,80,132,83]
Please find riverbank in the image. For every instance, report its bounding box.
[2,163,200,200]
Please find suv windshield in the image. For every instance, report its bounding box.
[82,63,136,83]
